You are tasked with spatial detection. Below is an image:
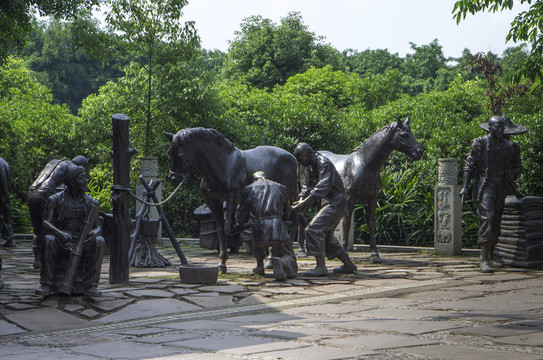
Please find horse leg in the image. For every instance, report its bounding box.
[296,212,307,257]
[207,198,228,274]
[366,199,381,264]
[340,201,355,250]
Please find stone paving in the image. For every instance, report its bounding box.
[1,238,543,359]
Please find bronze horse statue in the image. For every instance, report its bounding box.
[0,157,14,247]
[320,117,423,263]
[164,127,298,273]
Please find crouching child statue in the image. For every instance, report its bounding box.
[36,166,105,296]
[234,171,298,280]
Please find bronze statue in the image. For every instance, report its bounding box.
[292,143,357,276]
[36,166,105,296]
[235,171,298,280]
[27,155,88,268]
[319,117,423,261]
[459,115,525,273]
[0,157,14,247]
[164,128,299,274]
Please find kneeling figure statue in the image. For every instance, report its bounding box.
[235,171,298,280]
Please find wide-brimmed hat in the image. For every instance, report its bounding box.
[480,115,528,135]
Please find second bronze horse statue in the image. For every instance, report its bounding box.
[320,117,423,263]
[165,128,298,274]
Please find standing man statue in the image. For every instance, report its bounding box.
[36,165,105,296]
[459,115,525,273]
[292,143,357,276]
[28,155,88,268]
[0,157,14,247]
[235,171,298,280]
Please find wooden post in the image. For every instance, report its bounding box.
[110,114,137,284]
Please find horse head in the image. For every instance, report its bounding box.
[164,131,193,186]
[390,117,424,160]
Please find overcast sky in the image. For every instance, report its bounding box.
[182,0,529,58]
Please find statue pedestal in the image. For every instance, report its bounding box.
[434,159,462,256]
[136,157,162,240]
[495,196,543,268]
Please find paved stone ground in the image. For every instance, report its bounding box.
[1,238,543,360]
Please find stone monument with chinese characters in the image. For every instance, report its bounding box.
[435,159,462,256]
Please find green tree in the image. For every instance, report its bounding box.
[281,65,401,110]
[74,0,200,156]
[0,57,81,229]
[22,18,123,113]
[401,39,448,95]
[340,48,403,76]
[223,12,338,89]
[0,0,100,63]
[452,0,543,84]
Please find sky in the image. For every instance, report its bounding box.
[181,0,530,58]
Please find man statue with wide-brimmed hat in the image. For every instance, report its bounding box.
[459,115,527,273]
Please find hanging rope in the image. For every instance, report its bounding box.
[112,178,186,207]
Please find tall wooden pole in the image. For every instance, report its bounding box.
[110,114,137,284]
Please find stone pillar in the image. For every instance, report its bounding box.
[136,157,162,240]
[434,158,462,256]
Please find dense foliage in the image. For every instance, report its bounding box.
[2,9,542,249]
[0,0,101,63]
[453,0,543,85]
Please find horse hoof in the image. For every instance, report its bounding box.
[218,264,227,274]
[297,250,307,258]
[370,253,381,264]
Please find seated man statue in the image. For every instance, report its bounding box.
[28,155,88,268]
[36,165,105,296]
[235,171,298,280]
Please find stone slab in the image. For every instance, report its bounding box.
[182,295,234,308]
[0,319,26,336]
[219,340,309,356]
[395,344,542,360]
[169,288,198,295]
[250,325,352,341]
[145,353,243,360]
[0,348,99,360]
[135,332,200,343]
[325,318,464,335]
[198,284,246,293]
[70,340,181,359]
[259,345,375,360]
[351,308,448,320]
[282,303,376,315]
[237,294,273,305]
[323,333,440,349]
[495,331,543,346]
[3,308,90,331]
[5,303,38,310]
[222,312,300,324]
[154,319,247,331]
[171,334,283,352]
[91,298,135,311]
[123,289,174,298]
[421,299,543,312]
[453,324,541,337]
[95,298,200,323]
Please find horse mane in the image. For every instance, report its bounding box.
[175,127,236,154]
[353,122,395,153]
